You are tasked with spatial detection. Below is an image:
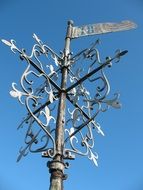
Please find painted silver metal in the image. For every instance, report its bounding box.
[2,33,63,161]
[2,35,125,165]
[1,21,131,165]
[71,20,137,38]
[2,19,135,190]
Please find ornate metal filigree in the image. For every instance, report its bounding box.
[2,35,62,161]
[63,40,125,165]
[2,35,127,165]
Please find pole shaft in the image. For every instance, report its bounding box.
[49,20,73,190]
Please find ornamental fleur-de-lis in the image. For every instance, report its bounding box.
[45,88,56,103]
[51,53,60,66]
[102,93,121,109]
[1,39,21,53]
[88,149,98,166]
[33,33,41,44]
[46,64,58,80]
[68,127,77,142]
[1,39,12,47]
[40,106,55,126]
[9,83,28,104]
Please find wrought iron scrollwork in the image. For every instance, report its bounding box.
[64,40,125,165]
[2,35,127,165]
[2,35,62,161]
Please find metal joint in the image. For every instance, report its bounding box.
[61,65,69,71]
[48,160,65,172]
[50,170,67,181]
[48,160,68,181]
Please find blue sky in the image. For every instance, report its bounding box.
[0,0,143,190]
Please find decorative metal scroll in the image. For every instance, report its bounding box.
[2,34,62,161]
[2,34,127,165]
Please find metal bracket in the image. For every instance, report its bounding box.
[42,150,75,160]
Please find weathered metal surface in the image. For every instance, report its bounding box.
[71,20,137,38]
[49,174,63,190]
[49,20,73,190]
[48,161,65,172]
[2,19,136,190]
[2,27,127,166]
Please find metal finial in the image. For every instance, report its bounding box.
[68,20,74,26]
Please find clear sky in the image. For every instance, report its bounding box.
[0,0,143,190]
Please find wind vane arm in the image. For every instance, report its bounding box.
[66,49,128,93]
[71,20,137,38]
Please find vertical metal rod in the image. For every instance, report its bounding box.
[49,20,73,190]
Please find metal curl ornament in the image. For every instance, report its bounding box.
[3,35,126,164]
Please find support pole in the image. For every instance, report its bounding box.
[48,20,73,190]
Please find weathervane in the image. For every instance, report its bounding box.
[2,20,136,190]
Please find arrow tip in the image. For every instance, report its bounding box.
[119,50,128,57]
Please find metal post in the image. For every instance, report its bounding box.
[48,20,73,190]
